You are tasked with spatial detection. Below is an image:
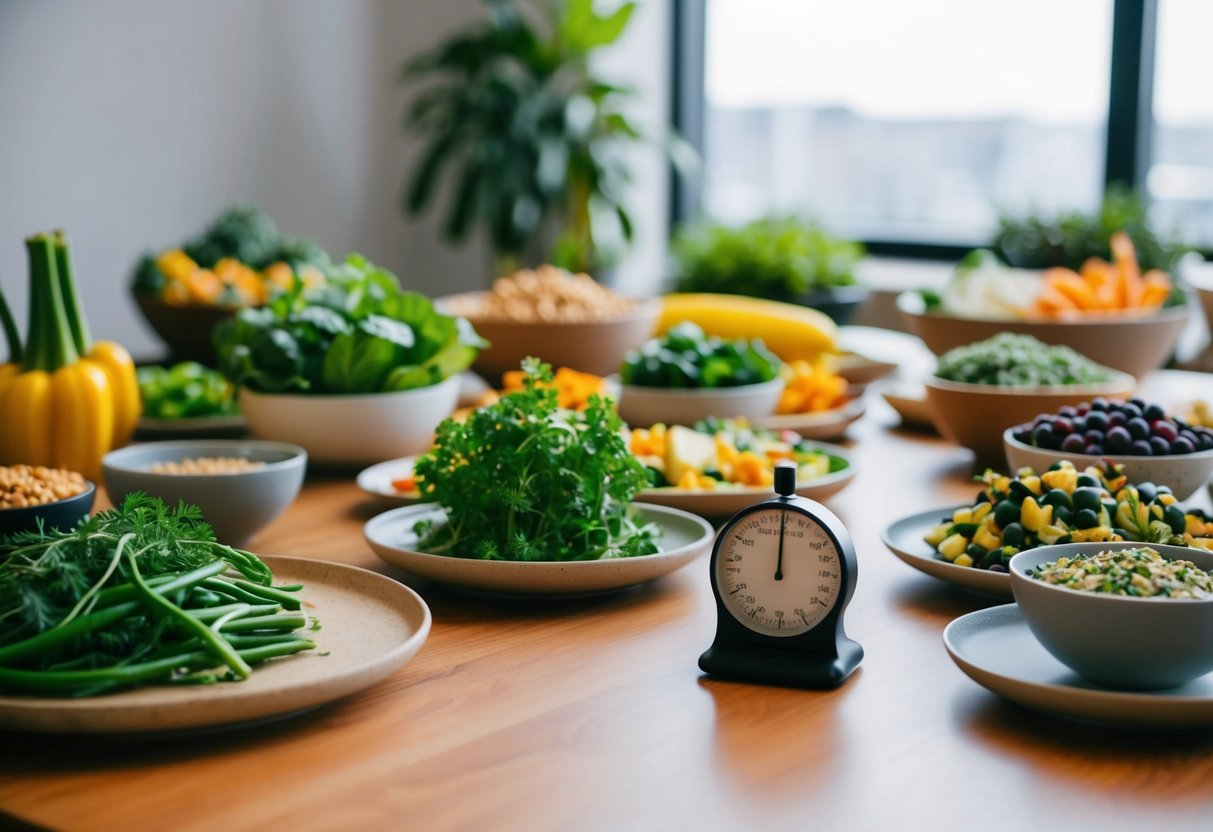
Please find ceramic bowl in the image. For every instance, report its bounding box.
[1010,542,1213,690]
[1004,428,1213,500]
[616,377,785,427]
[133,294,239,364]
[239,376,460,465]
[102,440,306,546]
[435,292,662,384]
[923,372,1136,463]
[0,481,96,537]
[898,291,1188,379]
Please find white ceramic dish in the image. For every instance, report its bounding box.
[0,555,431,735]
[944,604,1213,728]
[880,506,1013,599]
[361,444,854,517]
[239,375,460,465]
[616,377,785,427]
[364,503,714,596]
[357,457,423,505]
[1003,428,1213,501]
[751,398,865,440]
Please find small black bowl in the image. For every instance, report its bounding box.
[0,481,96,539]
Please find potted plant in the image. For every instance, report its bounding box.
[401,0,676,278]
[670,216,867,324]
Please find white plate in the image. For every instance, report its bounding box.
[636,441,855,517]
[0,555,431,734]
[135,414,247,437]
[364,503,714,596]
[945,605,1213,727]
[874,380,937,431]
[358,457,423,505]
[834,351,899,392]
[881,506,1012,599]
[751,399,865,440]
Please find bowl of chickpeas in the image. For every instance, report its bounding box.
[102,440,306,546]
[437,265,662,384]
[0,465,96,537]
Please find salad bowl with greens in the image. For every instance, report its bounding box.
[214,254,486,463]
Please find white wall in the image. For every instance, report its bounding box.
[0,0,669,360]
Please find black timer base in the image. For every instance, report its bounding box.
[698,640,863,689]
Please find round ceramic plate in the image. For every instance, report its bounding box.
[874,379,937,431]
[881,506,1012,599]
[364,503,714,595]
[751,399,866,440]
[0,555,431,734]
[135,414,247,438]
[944,604,1213,728]
[358,457,423,505]
[636,443,854,517]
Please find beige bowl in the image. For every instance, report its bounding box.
[898,291,1188,379]
[616,377,785,427]
[435,292,661,383]
[924,372,1136,462]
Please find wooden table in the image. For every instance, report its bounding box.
[3,371,1213,832]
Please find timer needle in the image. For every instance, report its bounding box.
[774,510,786,581]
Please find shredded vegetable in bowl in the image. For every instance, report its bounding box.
[1031,546,1213,599]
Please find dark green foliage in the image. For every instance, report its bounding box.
[672,217,864,300]
[620,322,782,388]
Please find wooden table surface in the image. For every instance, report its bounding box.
[3,371,1213,832]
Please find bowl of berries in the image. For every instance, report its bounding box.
[1004,397,1213,500]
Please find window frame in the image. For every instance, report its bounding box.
[669,0,1161,260]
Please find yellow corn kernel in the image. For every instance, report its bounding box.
[923,523,950,547]
[953,553,975,568]
[1041,467,1077,493]
[973,525,1001,551]
[952,507,974,524]
[971,502,992,522]
[1021,475,1042,496]
[1020,497,1053,532]
[938,533,969,561]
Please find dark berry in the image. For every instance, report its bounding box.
[1121,402,1142,420]
[1053,417,1074,436]
[1151,420,1179,443]
[1109,412,1128,428]
[1106,425,1132,452]
[1090,397,1108,411]
[1033,423,1059,450]
[1085,444,1103,455]
[1127,417,1150,441]
[1131,439,1153,456]
[1150,435,1172,455]
[1084,429,1104,445]
[1058,405,1077,418]
[1061,434,1087,454]
[1143,403,1166,421]
[1171,437,1195,455]
[1085,411,1108,431]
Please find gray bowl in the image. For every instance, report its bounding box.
[102,440,307,547]
[1010,542,1213,690]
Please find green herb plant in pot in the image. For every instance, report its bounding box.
[672,216,867,324]
[213,254,486,464]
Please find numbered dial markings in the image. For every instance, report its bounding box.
[716,509,841,637]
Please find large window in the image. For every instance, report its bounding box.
[675,0,1207,254]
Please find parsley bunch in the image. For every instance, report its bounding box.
[414,360,659,561]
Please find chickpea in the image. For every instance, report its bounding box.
[470,265,635,323]
[0,464,88,509]
[148,457,266,475]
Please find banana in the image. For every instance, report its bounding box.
[656,293,837,361]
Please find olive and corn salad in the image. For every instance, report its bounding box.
[1031,547,1213,599]
[923,460,1213,571]
[0,465,88,509]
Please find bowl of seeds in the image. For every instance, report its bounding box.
[102,440,306,546]
[0,465,95,538]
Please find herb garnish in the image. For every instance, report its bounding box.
[413,359,659,561]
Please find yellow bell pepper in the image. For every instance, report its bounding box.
[0,234,118,481]
[53,233,141,446]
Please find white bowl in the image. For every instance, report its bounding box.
[1010,542,1213,690]
[616,377,784,427]
[239,376,460,465]
[1004,428,1213,500]
[102,440,306,546]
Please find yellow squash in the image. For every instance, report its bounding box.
[657,293,838,362]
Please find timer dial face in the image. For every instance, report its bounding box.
[715,507,842,638]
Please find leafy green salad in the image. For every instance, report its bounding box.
[214,254,487,394]
[413,360,659,561]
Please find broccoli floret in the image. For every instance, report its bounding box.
[183,204,281,269]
